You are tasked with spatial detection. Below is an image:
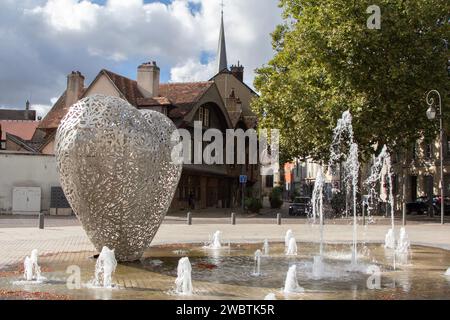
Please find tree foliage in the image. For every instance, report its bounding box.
[253,0,449,162]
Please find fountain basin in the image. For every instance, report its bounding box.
[0,242,449,300]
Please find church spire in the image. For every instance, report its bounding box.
[217,2,228,73]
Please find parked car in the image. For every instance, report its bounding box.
[406,196,429,215]
[432,196,450,215]
[406,196,450,215]
[289,197,311,216]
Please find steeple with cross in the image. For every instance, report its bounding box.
[217,0,228,73]
[220,0,225,15]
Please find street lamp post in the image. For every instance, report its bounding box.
[426,89,445,225]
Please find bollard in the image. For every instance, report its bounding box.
[187,212,192,225]
[38,212,44,229]
[231,212,236,225]
[277,213,281,225]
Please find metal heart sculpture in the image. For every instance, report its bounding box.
[55,95,182,261]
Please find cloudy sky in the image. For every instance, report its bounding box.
[0,0,282,118]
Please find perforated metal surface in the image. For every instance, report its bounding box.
[50,187,70,208]
[55,95,182,261]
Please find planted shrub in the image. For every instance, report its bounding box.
[245,197,263,213]
[270,187,284,209]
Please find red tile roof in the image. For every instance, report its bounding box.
[0,120,40,140]
[102,69,213,110]
[136,96,172,107]
[38,69,215,129]
[101,69,143,106]
[37,91,68,130]
[160,82,213,117]
[160,82,213,106]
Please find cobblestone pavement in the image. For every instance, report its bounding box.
[0,219,449,270]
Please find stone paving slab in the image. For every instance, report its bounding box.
[1,223,449,269]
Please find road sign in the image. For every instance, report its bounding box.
[239,175,248,184]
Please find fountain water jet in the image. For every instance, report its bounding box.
[365,145,398,250]
[365,145,412,268]
[23,249,42,281]
[396,227,411,265]
[311,167,326,278]
[312,256,325,279]
[263,239,270,256]
[328,111,360,266]
[396,227,410,255]
[385,228,396,249]
[23,257,33,281]
[286,237,298,256]
[205,231,222,249]
[312,167,325,256]
[253,250,262,276]
[94,246,117,288]
[175,257,193,295]
[329,111,355,165]
[284,230,293,251]
[347,143,360,265]
[283,265,304,293]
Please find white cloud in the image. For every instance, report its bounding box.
[27,0,100,31]
[170,59,216,82]
[31,104,52,119]
[0,0,282,108]
[30,96,58,118]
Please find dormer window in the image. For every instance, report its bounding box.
[198,107,210,127]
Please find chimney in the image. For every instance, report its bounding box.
[230,61,244,82]
[137,61,160,98]
[66,71,85,109]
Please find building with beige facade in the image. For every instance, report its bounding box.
[283,158,340,200]
[391,136,450,213]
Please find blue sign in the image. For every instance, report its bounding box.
[239,175,248,184]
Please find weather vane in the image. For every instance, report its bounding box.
[220,0,225,14]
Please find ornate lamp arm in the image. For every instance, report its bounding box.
[426,90,443,117]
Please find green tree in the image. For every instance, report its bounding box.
[253,0,449,162]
